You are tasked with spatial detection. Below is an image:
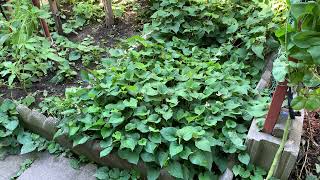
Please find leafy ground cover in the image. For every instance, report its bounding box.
[38,0,277,179]
[0,0,302,179]
[0,0,145,101]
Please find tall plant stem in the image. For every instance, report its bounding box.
[266,116,292,180]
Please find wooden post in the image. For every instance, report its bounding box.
[31,0,51,39]
[48,0,63,35]
[102,0,114,28]
[263,81,288,134]
[262,57,298,134]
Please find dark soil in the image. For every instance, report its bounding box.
[290,111,320,180]
[68,11,138,46]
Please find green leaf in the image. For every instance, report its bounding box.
[69,126,80,136]
[163,109,173,120]
[100,146,113,157]
[291,2,317,19]
[226,120,237,129]
[189,150,213,170]
[123,98,138,108]
[169,142,183,157]
[272,55,288,82]
[4,120,19,131]
[167,161,184,179]
[228,132,244,147]
[226,22,239,34]
[252,44,264,59]
[147,167,160,180]
[134,106,149,117]
[73,136,90,147]
[1,99,15,111]
[198,172,214,180]
[141,152,155,162]
[21,96,36,106]
[160,127,177,142]
[118,147,142,165]
[307,46,320,64]
[47,52,66,62]
[158,151,169,168]
[176,126,196,141]
[145,141,157,154]
[195,137,211,152]
[21,143,37,154]
[179,146,192,160]
[101,127,113,139]
[109,112,125,125]
[305,96,320,111]
[195,105,205,115]
[238,153,250,165]
[138,138,147,146]
[120,137,138,151]
[95,167,108,180]
[291,96,307,110]
[232,164,250,178]
[292,31,320,48]
[69,51,81,61]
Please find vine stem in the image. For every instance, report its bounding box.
[265,115,292,180]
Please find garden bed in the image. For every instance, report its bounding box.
[1,0,305,179]
[0,0,142,103]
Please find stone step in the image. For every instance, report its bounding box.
[0,154,34,180]
[0,152,97,180]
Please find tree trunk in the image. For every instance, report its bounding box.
[48,0,63,35]
[102,0,114,28]
[31,0,51,39]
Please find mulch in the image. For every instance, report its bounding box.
[290,111,320,179]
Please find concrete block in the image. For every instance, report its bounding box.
[246,111,304,180]
[18,152,97,180]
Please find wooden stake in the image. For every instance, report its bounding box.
[48,0,63,35]
[31,0,51,39]
[263,81,288,134]
[102,0,114,28]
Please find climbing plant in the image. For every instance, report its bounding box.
[274,0,320,111]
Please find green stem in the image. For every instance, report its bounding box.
[265,116,292,180]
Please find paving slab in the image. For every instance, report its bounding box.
[17,152,97,180]
[0,153,35,180]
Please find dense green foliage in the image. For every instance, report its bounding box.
[0,0,55,86]
[0,98,61,159]
[0,0,105,86]
[274,0,320,111]
[63,1,105,34]
[0,0,289,179]
[37,0,275,179]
